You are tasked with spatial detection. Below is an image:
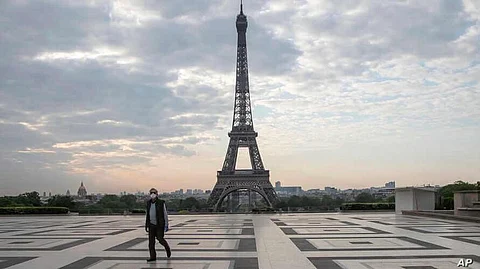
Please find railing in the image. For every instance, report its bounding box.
[217,170,270,176]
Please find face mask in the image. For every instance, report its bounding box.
[150,193,157,199]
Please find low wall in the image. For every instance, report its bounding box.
[402,210,480,223]
[454,190,480,217]
[457,208,480,217]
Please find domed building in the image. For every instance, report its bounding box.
[77,181,87,198]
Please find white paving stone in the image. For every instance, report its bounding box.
[0,213,478,268]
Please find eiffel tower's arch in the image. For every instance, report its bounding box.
[213,186,272,212]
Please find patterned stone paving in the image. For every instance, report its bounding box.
[0,213,479,268]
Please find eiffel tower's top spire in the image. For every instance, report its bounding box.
[236,0,247,32]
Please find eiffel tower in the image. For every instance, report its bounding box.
[207,1,277,212]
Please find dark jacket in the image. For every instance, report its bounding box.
[145,199,169,229]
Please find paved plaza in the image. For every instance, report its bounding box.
[0,213,479,269]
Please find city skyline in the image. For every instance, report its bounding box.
[6,178,464,198]
[1,1,479,196]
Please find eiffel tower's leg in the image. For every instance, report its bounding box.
[232,191,239,211]
[207,185,224,209]
[227,194,231,212]
[253,187,272,207]
[263,187,277,206]
[222,137,240,172]
[248,137,264,170]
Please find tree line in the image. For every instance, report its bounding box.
[0,191,392,212]
[1,180,478,213]
[0,192,210,213]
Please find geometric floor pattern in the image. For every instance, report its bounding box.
[0,213,479,268]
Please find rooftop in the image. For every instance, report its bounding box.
[0,213,479,268]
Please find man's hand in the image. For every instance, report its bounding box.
[145,226,149,233]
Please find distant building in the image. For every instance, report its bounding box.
[43,192,46,197]
[186,189,193,195]
[305,189,324,195]
[193,189,204,195]
[275,182,303,196]
[135,191,145,197]
[324,187,337,195]
[385,181,395,189]
[66,190,71,196]
[49,192,52,197]
[77,181,87,197]
[280,186,303,195]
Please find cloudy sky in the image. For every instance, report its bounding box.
[1,0,479,196]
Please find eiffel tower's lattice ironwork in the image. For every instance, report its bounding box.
[208,1,277,211]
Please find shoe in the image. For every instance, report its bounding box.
[166,248,171,258]
[146,258,156,262]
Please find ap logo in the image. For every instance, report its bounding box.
[457,258,474,267]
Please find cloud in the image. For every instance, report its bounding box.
[0,0,479,195]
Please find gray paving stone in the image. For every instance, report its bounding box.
[0,213,479,268]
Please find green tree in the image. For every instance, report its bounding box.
[197,198,208,211]
[300,196,312,207]
[320,195,334,210]
[0,192,44,207]
[334,197,345,208]
[119,194,137,209]
[274,199,288,209]
[98,195,127,209]
[99,195,120,204]
[48,195,75,209]
[166,199,181,211]
[181,197,200,211]
[0,197,14,207]
[287,195,302,207]
[439,181,479,198]
[355,192,376,203]
[386,195,395,203]
[438,180,480,209]
[26,192,41,206]
[10,192,41,206]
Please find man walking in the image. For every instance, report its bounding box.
[145,188,171,262]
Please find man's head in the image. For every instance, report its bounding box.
[149,188,158,200]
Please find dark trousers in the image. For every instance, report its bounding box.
[148,223,170,259]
